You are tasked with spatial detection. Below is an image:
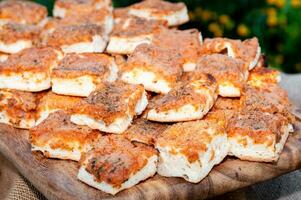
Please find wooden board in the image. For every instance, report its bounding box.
[0,117,301,200]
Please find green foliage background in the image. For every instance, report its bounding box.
[34,0,301,73]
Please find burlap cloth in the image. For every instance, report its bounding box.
[0,73,300,200]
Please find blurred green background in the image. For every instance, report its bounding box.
[34,0,301,73]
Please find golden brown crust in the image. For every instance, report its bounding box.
[112,16,165,37]
[0,47,59,73]
[227,111,288,146]
[125,43,182,83]
[71,82,144,124]
[130,0,185,14]
[0,89,38,126]
[46,24,104,47]
[30,110,100,150]
[52,53,112,79]
[195,54,247,89]
[124,118,169,145]
[55,0,109,13]
[156,120,224,163]
[0,23,41,44]
[0,0,47,25]
[247,66,280,86]
[81,134,156,187]
[37,91,82,113]
[152,28,201,65]
[113,7,129,20]
[150,73,217,112]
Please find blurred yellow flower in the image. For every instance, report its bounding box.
[201,10,214,21]
[275,55,284,64]
[219,15,230,24]
[275,0,285,8]
[291,0,301,7]
[237,24,250,36]
[266,8,278,26]
[266,0,277,4]
[189,11,196,21]
[208,22,223,37]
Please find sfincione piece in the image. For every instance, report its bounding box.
[0,0,47,25]
[0,89,38,129]
[147,73,218,122]
[155,120,228,183]
[107,16,165,54]
[0,23,41,54]
[194,54,248,97]
[0,47,62,92]
[78,135,158,195]
[121,43,183,94]
[128,0,189,27]
[51,53,118,97]
[70,82,148,134]
[45,24,108,53]
[30,110,101,161]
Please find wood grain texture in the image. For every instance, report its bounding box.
[0,118,301,200]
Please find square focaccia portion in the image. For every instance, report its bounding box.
[51,53,118,97]
[200,37,261,70]
[128,0,189,27]
[0,47,62,92]
[0,0,47,25]
[0,23,41,54]
[147,73,218,122]
[78,134,158,195]
[227,111,294,162]
[53,0,111,18]
[247,66,281,87]
[156,120,228,183]
[107,16,165,54]
[45,24,108,54]
[124,118,169,145]
[70,82,148,134]
[194,54,247,97]
[152,28,202,72]
[30,110,101,161]
[36,91,82,125]
[0,89,38,129]
[121,44,183,94]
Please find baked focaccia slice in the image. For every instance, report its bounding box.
[36,91,82,125]
[0,89,38,129]
[107,16,165,54]
[152,28,202,71]
[156,120,228,183]
[128,0,189,27]
[70,82,148,134]
[0,47,62,92]
[0,23,41,54]
[247,66,281,87]
[194,54,247,97]
[124,118,169,145]
[53,0,111,18]
[227,111,294,162]
[0,0,47,25]
[30,111,101,161]
[45,24,108,53]
[146,73,218,122]
[78,135,158,195]
[51,53,118,97]
[200,37,261,70]
[121,44,182,94]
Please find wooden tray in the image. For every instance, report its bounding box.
[0,116,301,200]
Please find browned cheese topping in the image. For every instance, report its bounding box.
[130,0,185,14]
[52,53,112,79]
[156,120,224,163]
[72,82,144,124]
[82,134,156,187]
[150,73,217,112]
[0,0,47,25]
[0,47,59,73]
[124,118,169,145]
[0,22,41,44]
[46,24,104,47]
[125,43,183,83]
